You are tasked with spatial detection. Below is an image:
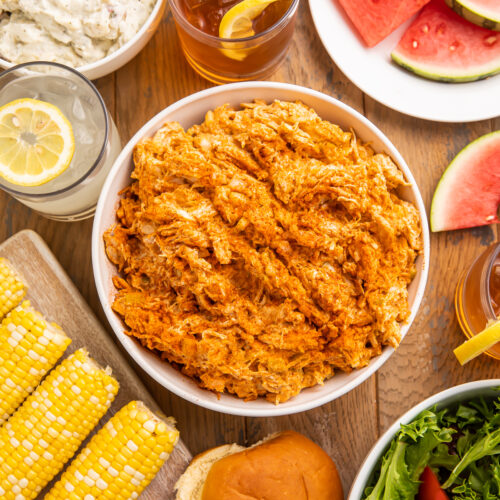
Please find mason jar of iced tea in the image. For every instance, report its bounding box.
[455,242,500,360]
[169,0,300,84]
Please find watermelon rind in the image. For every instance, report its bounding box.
[445,0,500,31]
[430,130,500,232]
[391,50,500,82]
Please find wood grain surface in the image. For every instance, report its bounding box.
[0,1,499,497]
[0,230,192,499]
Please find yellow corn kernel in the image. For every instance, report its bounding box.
[0,348,119,500]
[0,258,26,319]
[0,301,71,424]
[45,401,179,500]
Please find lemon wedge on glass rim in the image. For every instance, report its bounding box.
[0,98,75,187]
[454,319,500,365]
[219,0,280,61]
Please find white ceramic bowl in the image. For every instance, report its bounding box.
[0,0,166,80]
[92,82,430,417]
[349,379,500,499]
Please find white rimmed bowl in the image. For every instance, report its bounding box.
[348,379,500,499]
[0,0,166,80]
[92,82,430,417]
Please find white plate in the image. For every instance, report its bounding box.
[92,82,429,417]
[309,0,500,123]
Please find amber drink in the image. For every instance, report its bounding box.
[169,0,299,84]
[455,242,500,360]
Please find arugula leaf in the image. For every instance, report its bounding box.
[454,404,482,428]
[456,430,477,457]
[443,426,500,489]
[476,456,500,499]
[468,398,500,430]
[490,455,500,490]
[468,461,489,486]
[428,443,460,471]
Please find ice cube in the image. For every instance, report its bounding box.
[72,96,86,121]
[74,125,95,145]
[0,81,38,104]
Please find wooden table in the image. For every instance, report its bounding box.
[1,2,499,495]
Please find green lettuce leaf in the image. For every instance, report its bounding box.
[443,427,500,489]
[363,408,454,500]
[364,440,397,500]
[382,440,420,500]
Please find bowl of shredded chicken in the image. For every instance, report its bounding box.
[92,82,429,416]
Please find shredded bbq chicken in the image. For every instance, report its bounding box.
[104,100,422,403]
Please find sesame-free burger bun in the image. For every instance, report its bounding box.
[175,430,344,500]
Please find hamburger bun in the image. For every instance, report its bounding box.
[175,430,343,500]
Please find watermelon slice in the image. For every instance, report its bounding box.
[445,0,500,31]
[430,130,500,232]
[338,0,431,47]
[392,0,500,82]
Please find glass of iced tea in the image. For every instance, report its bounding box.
[455,242,500,360]
[169,0,300,84]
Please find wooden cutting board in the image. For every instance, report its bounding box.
[0,229,192,499]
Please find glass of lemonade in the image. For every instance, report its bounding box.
[169,0,300,84]
[0,62,121,221]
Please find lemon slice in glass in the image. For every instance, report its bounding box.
[0,98,75,187]
[219,0,279,39]
[454,319,500,365]
[218,0,279,61]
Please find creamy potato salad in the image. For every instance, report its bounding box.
[0,0,156,66]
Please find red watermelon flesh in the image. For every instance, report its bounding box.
[451,0,500,20]
[445,0,500,30]
[471,0,500,9]
[338,0,431,47]
[430,131,500,232]
[392,0,500,81]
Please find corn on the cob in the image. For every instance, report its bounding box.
[0,257,26,319]
[0,348,119,500]
[0,301,71,424]
[46,400,179,500]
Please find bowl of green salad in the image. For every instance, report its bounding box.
[349,379,500,500]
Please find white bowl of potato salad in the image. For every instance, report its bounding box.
[0,0,166,80]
